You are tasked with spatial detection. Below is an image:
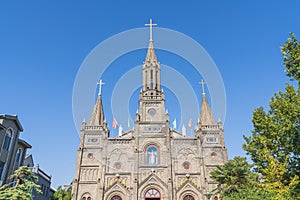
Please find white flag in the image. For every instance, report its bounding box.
[172,118,177,129]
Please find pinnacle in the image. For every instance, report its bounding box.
[88,94,105,126]
[145,41,158,63]
[199,93,216,125]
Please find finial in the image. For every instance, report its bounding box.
[182,125,186,137]
[199,79,207,95]
[97,79,105,95]
[118,125,123,137]
[145,18,157,42]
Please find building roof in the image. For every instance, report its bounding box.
[37,167,52,181]
[0,123,5,130]
[0,114,23,131]
[18,139,32,148]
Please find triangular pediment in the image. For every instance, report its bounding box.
[139,173,168,189]
[176,178,202,193]
[105,178,130,194]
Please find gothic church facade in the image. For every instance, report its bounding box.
[72,22,228,200]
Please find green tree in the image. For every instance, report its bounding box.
[243,33,300,199]
[281,33,300,82]
[210,156,271,199]
[210,157,254,194]
[0,166,41,200]
[52,185,71,200]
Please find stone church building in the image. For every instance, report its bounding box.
[72,22,228,200]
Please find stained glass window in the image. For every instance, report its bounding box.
[145,188,160,197]
[146,146,158,165]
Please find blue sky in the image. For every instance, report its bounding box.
[0,1,299,188]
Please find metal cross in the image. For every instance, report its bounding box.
[97,79,105,95]
[145,18,157,42]
[199,79,207,95]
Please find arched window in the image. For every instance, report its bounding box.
[110,195,122,200]
[146,146,158,165]
[145,188,161,199]
[81,193,92,200]
[183,195,195,200]
[3,129,13,151]
[15,148,22,163]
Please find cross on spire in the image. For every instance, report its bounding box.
[199,79,207,95]
[145,18,157,42]
[97,79,105,95]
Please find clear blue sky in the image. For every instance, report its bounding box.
[0,1,299,188]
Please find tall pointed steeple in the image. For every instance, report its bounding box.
[89,80,106,126]
[198,80,216,125]
[145,40,158,63]
[89,94,105,126]
[142,19,160,91]
[138,19,167,123]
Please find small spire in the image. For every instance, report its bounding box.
[182,125,186,137]
[144,19,158,63]
[89,91,105,126]
[199,81,216,125]
[118,125,123,137]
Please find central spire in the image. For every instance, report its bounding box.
[142,19,160,91]
[144,19,158,64]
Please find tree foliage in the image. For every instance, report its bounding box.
[0,166,41,200]
[210,157,271,199]
[243,33,300,199]
[281,33,300,81]
[210,157,254,194]
[52,185,71,200]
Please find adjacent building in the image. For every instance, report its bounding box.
[24,154,54,200]
[0,114,54,199]
[72,21,228,200]
[0,114,31,186]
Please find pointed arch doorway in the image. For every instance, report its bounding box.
[144,188,161,200]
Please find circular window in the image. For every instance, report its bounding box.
[87,153,94,159]
[182,161,190,170]
[148,108,156,116]
[211,152,217,159]
[114,162,121,170]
